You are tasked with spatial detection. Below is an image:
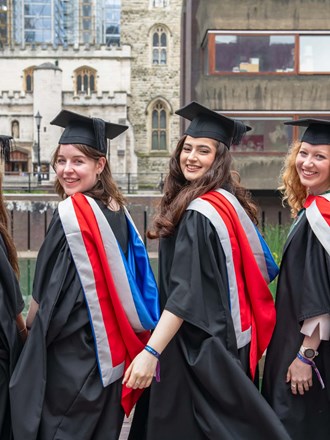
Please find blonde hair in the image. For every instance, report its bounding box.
[279,141,307,218]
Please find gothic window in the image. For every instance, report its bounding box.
[151,0,169,7]
[74,67,97,95]
[152,26,167,65]
[24,66,35,92]
[151,101,168,150]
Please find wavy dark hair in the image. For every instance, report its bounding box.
[51,144,126,207]
[0,174,19,276]
[148,135,258,238]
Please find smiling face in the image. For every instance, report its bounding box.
[295,142,330,195]
[179,136,218,182]
[54,144,106,196]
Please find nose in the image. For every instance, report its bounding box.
[187,149,197,161]
[63,161,74,172]
[303,155,314,167]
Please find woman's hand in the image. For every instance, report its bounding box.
[122,350,158,389]
[286,357,313,395]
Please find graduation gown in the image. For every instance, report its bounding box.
[130,209,290,440]
[10,202,130,440]
[0,235,24,440]
[262,211,330,439]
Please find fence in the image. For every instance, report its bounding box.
[3,172,166,194]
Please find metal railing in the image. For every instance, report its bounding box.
[2,172,165,194]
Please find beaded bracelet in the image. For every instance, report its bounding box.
[144,345,161,382]
[296,352,325,389]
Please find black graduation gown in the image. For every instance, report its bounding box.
[0,235,24,440]
[10,202,129,440]
[130,210,290,440]
[262,212,330,440]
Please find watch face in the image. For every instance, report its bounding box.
[304,348,316,358]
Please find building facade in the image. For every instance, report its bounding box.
[182,0,330,224]
[0,0,182,190]
[121,0,182,185]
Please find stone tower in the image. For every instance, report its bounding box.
[121,0,182,185]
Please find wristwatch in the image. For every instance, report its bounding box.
[300,345,319,359]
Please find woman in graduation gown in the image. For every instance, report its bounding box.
[262,119,330,439]
[0,135,26,439]
[9,111,159,440]
[124,102,291,440]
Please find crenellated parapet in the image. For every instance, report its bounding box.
[0,91,33,104]
[63,90,129,106]
[0,43,131,59]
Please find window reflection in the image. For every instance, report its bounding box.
[214,35,295,73]
[231,118,293,152]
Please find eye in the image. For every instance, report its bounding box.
[315,154,326,160]
[182,145,192,153]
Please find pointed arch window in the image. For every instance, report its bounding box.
[75,67,97,95]
[11,120,20,139]
[152,102,168,150]
[23,66,35,92]
[152,27,167,65]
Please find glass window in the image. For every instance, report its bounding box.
[75,67,97,95]
[151,102,167,150]
[300,36,330,72]
[231,118,293,153]
[213,34,295,73]
[152,27,168,65]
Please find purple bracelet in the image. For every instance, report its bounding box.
[296,352,325,389]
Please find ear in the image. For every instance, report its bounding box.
[96,156,106,174]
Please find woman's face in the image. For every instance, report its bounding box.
[54,144,105,196]
[179,136,217,182]
[295,142,330,195]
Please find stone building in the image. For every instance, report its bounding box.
[121,0,182,186]
[182,0,330,224]
[0,44,132,184]
[0,0,182,190]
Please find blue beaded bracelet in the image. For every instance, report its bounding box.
[144,344,160,359]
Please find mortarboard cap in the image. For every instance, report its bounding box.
[284,118,330,145]
[50,110,128,154]
[232,120,252,145]
[175,101,237,148]
[0,135,13,162]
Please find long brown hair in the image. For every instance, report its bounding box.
[279,141,307,217]
[51,144,126,207]
[148,136,258,238]
[0,174,19,276]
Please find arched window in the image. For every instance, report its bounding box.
[151,101,168,150]
[23,66,35,92]
[152,26,167,65]
[11,120,20,139]
[74,67,97,95]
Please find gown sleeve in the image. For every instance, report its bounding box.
[163,209,232,336]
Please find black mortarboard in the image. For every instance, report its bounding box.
[284,118,330,145]
[175,101,236,148]
[0,135,13,162]
[232,120,252,145]
[50,110,128,154]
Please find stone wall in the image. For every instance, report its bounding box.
[121,0,183,177]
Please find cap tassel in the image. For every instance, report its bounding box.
[93,118,107,154]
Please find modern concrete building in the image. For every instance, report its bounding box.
[181,0,330,223]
